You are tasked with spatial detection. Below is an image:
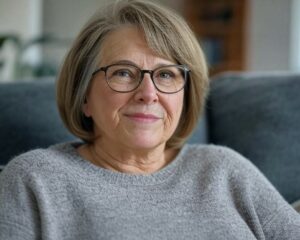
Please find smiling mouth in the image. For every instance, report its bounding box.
[124,113,163,123]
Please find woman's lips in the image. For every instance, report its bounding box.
[124,113,163,123]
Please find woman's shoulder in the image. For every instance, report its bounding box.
[182,144,257,174]
[182,144,271,195]
[184,143,246,162]
[1,142,82,178]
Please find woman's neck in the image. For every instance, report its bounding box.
[77,140,179,174]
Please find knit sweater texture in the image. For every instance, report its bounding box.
[0,142,299,240]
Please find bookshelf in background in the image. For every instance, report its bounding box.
[185,0,247,76]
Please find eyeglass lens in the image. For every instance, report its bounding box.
[105,64,187,93]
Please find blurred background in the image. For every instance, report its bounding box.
[1,0,300,82]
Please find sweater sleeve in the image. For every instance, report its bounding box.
[0,157,41,240]
[224,147,300,240]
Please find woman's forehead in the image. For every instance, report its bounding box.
[99,26,175,67]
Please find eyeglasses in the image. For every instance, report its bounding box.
[92,63,190,94]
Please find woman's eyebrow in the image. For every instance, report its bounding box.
[109,59,176,69]
[110,60,138,66]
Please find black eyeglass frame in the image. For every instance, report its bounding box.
[91,63,191,94]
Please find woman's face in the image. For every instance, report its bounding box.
[83,26,184,150]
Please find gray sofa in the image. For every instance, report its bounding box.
[0,72,299,206]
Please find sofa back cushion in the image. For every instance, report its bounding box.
[208,72,300,203]
[0,79,76,169]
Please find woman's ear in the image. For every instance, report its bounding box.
[82,98,91,117]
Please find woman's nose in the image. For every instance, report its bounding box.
[133,73,158,104]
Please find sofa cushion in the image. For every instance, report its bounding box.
[0,79,76,169]
[208,72,300,203]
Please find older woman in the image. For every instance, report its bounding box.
[0,0,299,239]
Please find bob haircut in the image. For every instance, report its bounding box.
[56,0,209,149]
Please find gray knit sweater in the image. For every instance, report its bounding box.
[0,142,299,240]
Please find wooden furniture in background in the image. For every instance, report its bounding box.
[185,0,247,76]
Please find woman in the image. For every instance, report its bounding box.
[0,0,299,239]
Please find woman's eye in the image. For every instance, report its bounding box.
[114,70,131,78]
[158,71,174,79]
